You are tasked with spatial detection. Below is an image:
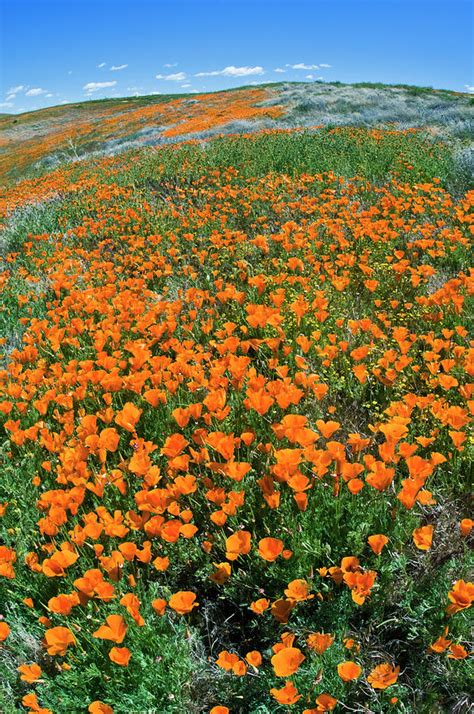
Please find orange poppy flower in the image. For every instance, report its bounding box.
[307,632,334,654]
[152,556,170,571]
[210,708,229,714]
[284,579,314,601]
[446,580,474,616]
[151,598,167,616]
[460,519,473,537]
[367,663,400,689]
[412,525,434,551]
[337,661,362,681]
[120,593,144,626]
[17,663,42,683]
[271,646,305,677]
[314,693,338,711]
[88,702,114,714]
[270,680,302,705]
[258,537,283,562]
[168,591,199,615]
[428,627,451,653]
[206,431,235,460]
[271,598,296,623]
[21,693,51,713]
[92,615,128,644]
[210,562,231,584]
[245,650,262,667]
[316,420,340,439]
[44,626,76,655]
[42,548,78,577]
[216,650,240,671]
[0,622,10,640]
[250,598,270,615]
[109,647,131,666]
[114,402,142,432]
[368,534,389,555]
[343,569,377,605]
[448,644,468,659]
[225,530,251,560]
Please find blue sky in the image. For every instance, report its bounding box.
[0,0,472,113]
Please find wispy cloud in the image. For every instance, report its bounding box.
[25,87,47,96]
[83,80,117,93]
[110,64,128,71]
[274,68,286,73]
[97,62,106,68]
[319,63,331,68]
[164,63,178,68]
[156,71,186,81]
[0,101,13,109]
[286,63,319,70]
[7,84,25,95]
[195,65,264,77]
[464,84,474,93]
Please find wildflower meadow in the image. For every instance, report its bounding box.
[0,92,472,713]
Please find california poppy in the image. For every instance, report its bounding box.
[271,646,305,676]
[258,537,283,562]
[44,626,76,655]
[108,647,131,666]
[17,663,42,683]
[412,524,434,550]
[368,534,389,555]
[270,680,302,705]
[92,615,128,644]
[337,661,362,681]
[367,663,400,689]
[168,591,199,615]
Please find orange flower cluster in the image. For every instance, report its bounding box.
[0,126,472,712]
[0,88,282,180]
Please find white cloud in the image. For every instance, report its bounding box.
[6,94,15,102]
[464,84,474,93]
[164,62,178,68]
[305,74,314,79]
[8,84,25,94]
[97,62,106,68]
[0,101,13,108]
[181,83,191,88]
[83,80,117,93]
[156,71,186,81]
[274,68,286,73]
[286,63,319,70]
[195,65,264,77]
[319,63,331,68]
[110,64,128,71]
[45,93,53,97]
[25,87,47,96]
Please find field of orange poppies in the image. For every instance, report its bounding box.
[0,115,472,713]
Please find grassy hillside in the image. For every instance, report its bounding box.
[0,95,472,714]
[0,81,472,182]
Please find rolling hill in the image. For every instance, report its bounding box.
[1,81,472,182]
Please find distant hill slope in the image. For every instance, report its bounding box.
[1,81,472,182]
